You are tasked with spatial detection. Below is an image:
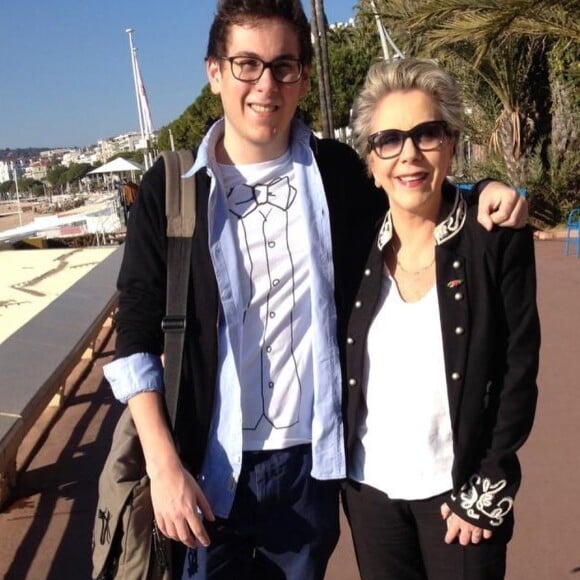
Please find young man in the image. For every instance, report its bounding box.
[104,1,526,578]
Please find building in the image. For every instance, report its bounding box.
[0,161,11,184]
[0,160,24,184]
[24,160,49,181]
[97,132,141,163]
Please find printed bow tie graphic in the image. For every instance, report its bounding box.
[229,177,297,218]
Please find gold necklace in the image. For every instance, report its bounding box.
[390,244,435,275]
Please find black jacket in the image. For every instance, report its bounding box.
[344,186,540,533]
[114,137,385,475]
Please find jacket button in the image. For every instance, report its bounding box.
[453,260,462,269]
[347,337,355,345]
[454,292,464,301]
[455,326,465,335]
[355,300,363,309]
[364,268,372,277]
[451,372,461,381]
[348,378,357,386]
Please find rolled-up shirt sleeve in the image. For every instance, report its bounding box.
[103,353,164,403]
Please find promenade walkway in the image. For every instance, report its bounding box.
[0,239,578,579]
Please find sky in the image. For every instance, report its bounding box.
[0,1,358,150]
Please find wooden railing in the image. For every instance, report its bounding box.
[0,246,123,508]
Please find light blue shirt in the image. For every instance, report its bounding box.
[104,118,345,517]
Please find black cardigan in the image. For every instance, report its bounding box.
[113,137,385,475]
[344,189,540,533]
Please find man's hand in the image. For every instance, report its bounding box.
[150,460,215,549]
[440,502,493,546]
[477,181,528,231]
[127,392,215,549]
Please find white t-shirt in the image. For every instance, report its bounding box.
[349,269,454,499]
[218,150,314,451]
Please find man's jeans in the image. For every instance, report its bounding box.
[182,444,340,580]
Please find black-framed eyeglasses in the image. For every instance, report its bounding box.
[367,120,450,160]
[218,55,303,84]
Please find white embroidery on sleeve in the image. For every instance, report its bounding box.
[451,474,514,527]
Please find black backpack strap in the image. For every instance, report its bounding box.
[160,150,196,429]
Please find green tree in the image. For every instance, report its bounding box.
[108,151,145,165]
[46,164,68,190]
[45,163,92,194]
[0,180,15,199]
[157,85,223,151]
[65,163,92,183]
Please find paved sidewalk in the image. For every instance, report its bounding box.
[0,239,578,579]
[0,247,117,344]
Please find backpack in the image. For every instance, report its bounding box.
[91,150,196,580]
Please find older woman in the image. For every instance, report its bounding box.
[342,58,540,580]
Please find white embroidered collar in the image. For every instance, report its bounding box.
[377,186,467,251]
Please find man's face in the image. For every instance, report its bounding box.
[207,18,310,164]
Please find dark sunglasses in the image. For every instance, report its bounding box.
[367,120,450,159]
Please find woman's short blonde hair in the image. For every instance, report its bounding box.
[351,57,465,160]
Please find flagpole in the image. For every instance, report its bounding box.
[134,56,154,138]
[126,27,156,170]
[132,48,146,140]
[125,29,146,151]
[368,0,404,61]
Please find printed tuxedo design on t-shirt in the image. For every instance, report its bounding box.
[228,176,311,434]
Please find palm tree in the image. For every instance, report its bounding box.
[410,0,579,205]
[410,0,579,51]
[309,0,334,137]
[366,0,578,201]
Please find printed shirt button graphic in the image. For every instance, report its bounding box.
[228,177,302,431]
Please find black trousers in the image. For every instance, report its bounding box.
[343,480,510,580]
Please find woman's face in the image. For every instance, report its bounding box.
[367,89,455,218]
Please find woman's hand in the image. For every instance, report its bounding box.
[149,459,215,549]
[440,502,493,546]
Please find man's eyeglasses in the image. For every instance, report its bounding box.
[218,55,303,84]
[367,121,450,160]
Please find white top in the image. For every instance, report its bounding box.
[219,150,313,451]
[349,268,454,499]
